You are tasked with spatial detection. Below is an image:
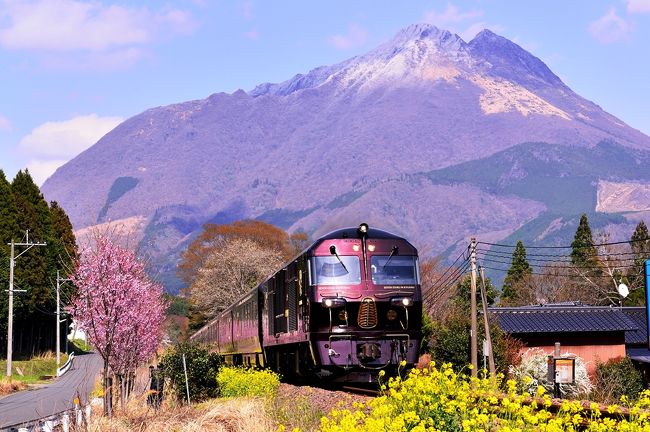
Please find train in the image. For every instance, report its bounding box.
[189,223,422,383]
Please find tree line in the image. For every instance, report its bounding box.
[499,215,650,306]
[0,169,77,356]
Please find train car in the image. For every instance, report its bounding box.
[191,223,422,383]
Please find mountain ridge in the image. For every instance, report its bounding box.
[41,23,650,293]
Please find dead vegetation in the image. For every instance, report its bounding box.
[0,378,27,396]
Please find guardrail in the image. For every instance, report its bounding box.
[56,352,74,377]
[3,403,92,432]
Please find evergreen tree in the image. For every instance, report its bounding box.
[452,273,499,313]
[0,169,20,244]
[49,201,78,271]
[0,170,19,351]
[501,241,532,302]
[570,214,599,269]
[0,170,78,355]
[10,170,56,353]
[628,220,650,296]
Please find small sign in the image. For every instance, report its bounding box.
[554,358,575,384]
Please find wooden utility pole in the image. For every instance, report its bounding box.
[479,266,496,377]
[470,238,478,377]
[56,271,70,368]
[6,231,46,377]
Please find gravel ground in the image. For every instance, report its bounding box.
[274,383,374,431]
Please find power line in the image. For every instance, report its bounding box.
[475,247,647,260]
[478,261,638,279]
[424,259,470,300]
[477,255,640,271]
[477,249,642,265]
[477,236,650,250]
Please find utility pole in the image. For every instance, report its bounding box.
[479,266,496,377]
[56,271,70,368]
[6,230,46,377]
[470,238,478,378]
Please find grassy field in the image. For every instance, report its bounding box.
[0,352,69,384]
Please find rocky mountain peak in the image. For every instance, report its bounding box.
[469,29,564,88]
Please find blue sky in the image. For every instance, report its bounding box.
[1,0,649,185]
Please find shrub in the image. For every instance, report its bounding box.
[319,362,650,431]
[592,357,644,404]
[216,367,280,399]
[159,343,222,402]
[510,347,592,399]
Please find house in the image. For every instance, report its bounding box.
[490,303,638,375]
[621,307,650,379]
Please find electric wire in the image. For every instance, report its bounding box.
[476,247,646,260]
[477,249,643,265]
[423,258,470,300]
[477,236,650,250]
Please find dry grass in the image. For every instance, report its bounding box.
[85,395,276,432]
[0,378,27,396]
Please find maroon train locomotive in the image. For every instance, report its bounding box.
[190,223,422,382]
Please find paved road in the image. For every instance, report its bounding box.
[0,352,102,430]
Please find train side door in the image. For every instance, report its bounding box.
[286,263,298,333]
[273,270,288,335]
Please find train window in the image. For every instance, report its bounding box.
[370,256,419,285]
[311,256,361,286]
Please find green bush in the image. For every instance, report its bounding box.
[159,343,222,402]
[216,366,281,399]
[592,357,644,404]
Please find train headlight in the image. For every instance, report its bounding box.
[390,297,412,307]
[322,297,346,308]
[358,223,368,235]
[386,309,398,321]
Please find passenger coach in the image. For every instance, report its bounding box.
[191,223,422,383]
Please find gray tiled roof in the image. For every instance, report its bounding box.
[622,307,648,344]
[489,305,638,334]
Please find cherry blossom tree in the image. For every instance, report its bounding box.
[70,235,166,415]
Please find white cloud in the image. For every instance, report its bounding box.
[19,114,123,158]
[588,8,634,43]
[627,0,650,13]
[422,3,502,42]
[26,159,68,186]
[0,0,195,68]
[19,114,124,184]
[423,3,483,28]
[328,24,369,50]
[0,114,11,132]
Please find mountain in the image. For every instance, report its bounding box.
[41,24,650,293]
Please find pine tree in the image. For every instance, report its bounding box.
[628,220,650,295]
[10,170,55,353]
[570,214,599,269]
[502,241,532,302]
[49,201,78,272]
[0,169,20,244]
[0,170,19,350]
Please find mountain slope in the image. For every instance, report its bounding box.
[41,24,650,293]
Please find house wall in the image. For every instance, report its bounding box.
[514,332,626,375]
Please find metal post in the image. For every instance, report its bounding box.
[554,342,561,398]
[182,353,191,405]
[6,231,46,377]
[469,238,478,377]
[56,270,61,367]
[7,240,14,377]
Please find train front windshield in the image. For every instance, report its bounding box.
[311,256,361,286]
[371,256,419,285]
